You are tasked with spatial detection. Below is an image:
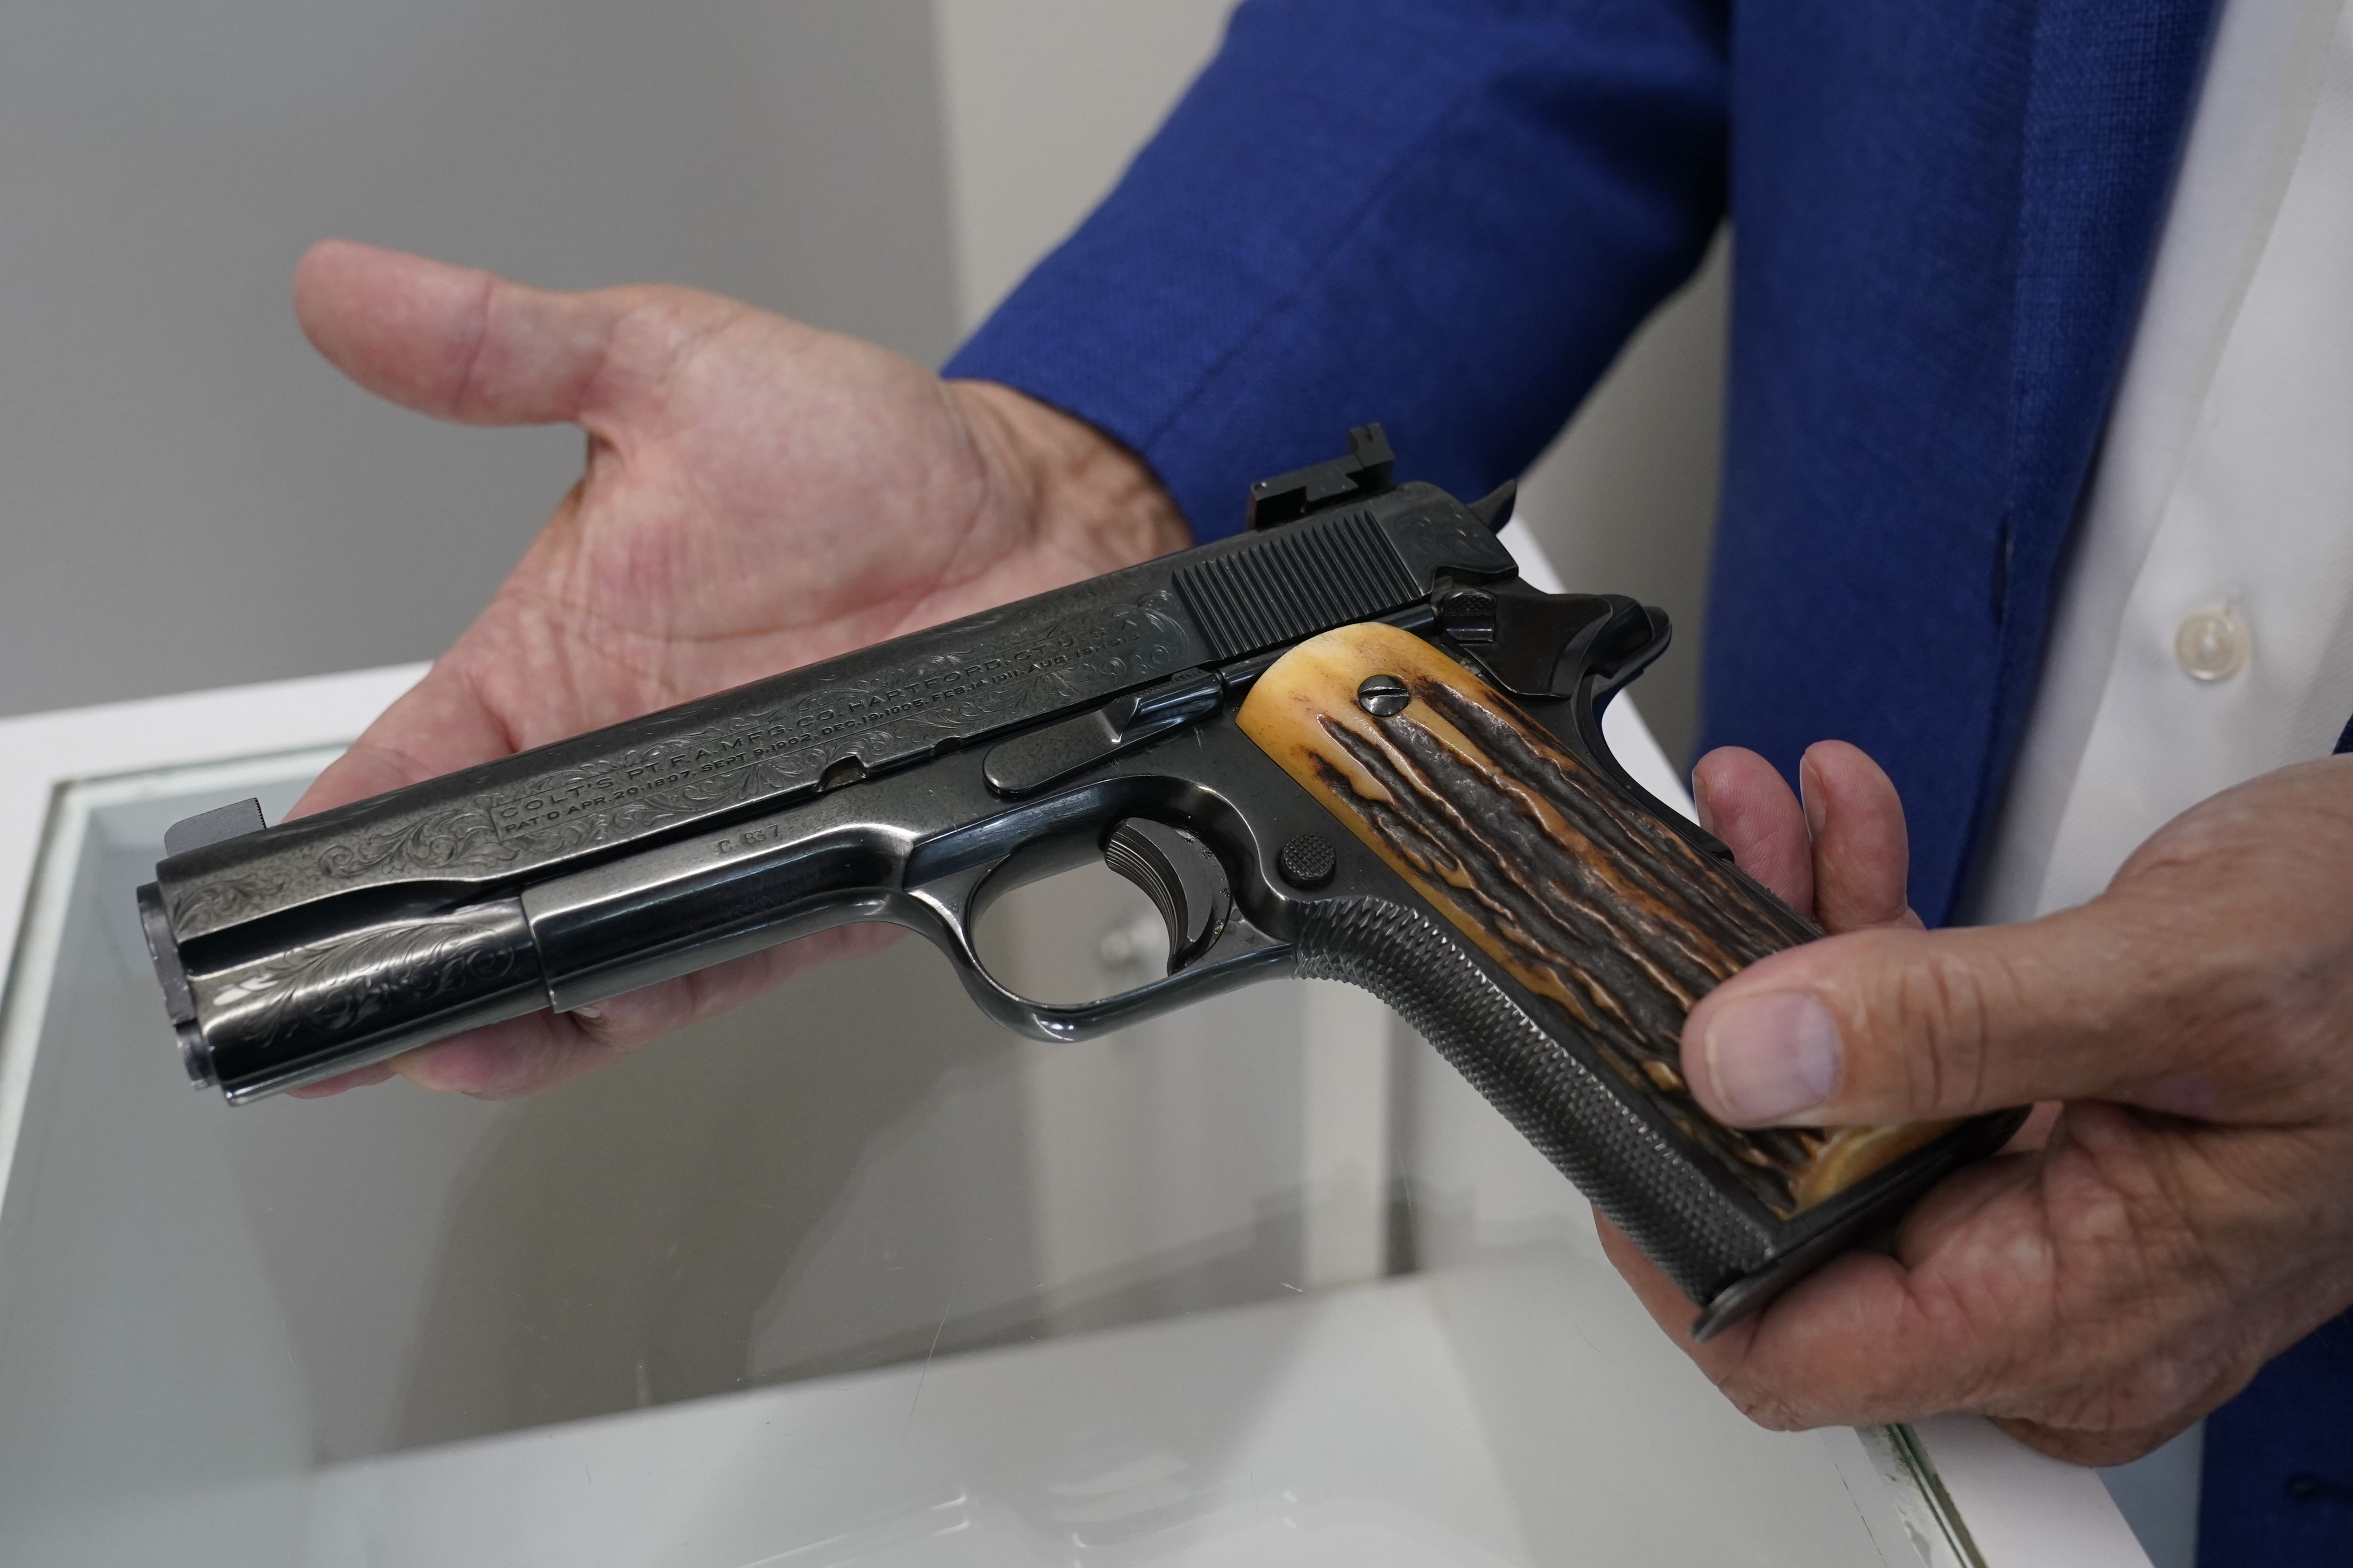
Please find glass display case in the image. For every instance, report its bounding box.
[0,549,2150,1567]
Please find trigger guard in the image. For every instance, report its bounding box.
[1101,819,1233,975]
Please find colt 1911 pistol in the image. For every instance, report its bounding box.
[136,427,2022,1336]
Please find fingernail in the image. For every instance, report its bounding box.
[1693,771,1718,835]
[1702,991,1841,1123]
[1799,758,1827,840]
[573,1004,604,1023]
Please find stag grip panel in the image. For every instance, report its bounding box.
[1237,623,1997,1317]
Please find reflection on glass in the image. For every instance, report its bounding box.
[0,752,1971,1565]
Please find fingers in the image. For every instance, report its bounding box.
[293,239,620,427]
[1622,752,2353,1463]
[1594,1214,1759,1376]
[1599,1155,2056,1429]
[285,1062,396,1099]
[296,929,899,1101]
[1680,733,2265,1126]
[1796,741,1917,934]
[1692,741,1916,937]
[285,662,515,819]
[1693,1117,2305,1454]
[1692,747,1813,915]
[1682,742,1924,1124]
[1683,907,2212,1125]
[387,924,901,1099]
[1599,1131,2290,1462]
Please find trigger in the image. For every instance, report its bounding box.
[1101,819,1232,975]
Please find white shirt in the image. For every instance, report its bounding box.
[1968,0,2353,925]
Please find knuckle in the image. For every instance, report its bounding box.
[1878,940,2003,1117]
[447,270,499,413]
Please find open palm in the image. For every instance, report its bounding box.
[286,240,1184,1098]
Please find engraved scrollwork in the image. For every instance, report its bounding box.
[1382,507,1512,578]
[473,591,1204,859]
[196,902,532,1055]
[1115,588,1197,678]
[166,868,292,933]
[167,579,1211,925]
[313,800,513,879]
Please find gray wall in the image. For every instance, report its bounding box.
[1516,233,1729,771]
[0,0,956,720]
[0,0,1725,773]
[935,0,1234,330]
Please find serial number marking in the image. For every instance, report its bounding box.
[713,824,789,856]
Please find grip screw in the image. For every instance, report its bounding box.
[1355,674,1410,716]
[1277,832,1338,890]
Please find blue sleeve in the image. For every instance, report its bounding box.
[943,0,1730,541]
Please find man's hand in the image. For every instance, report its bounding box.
[1597,740,2353,1464]
[283,240,1186,1100]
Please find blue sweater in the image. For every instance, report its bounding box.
[947,3,2346,1560]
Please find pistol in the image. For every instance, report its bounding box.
[136,427,2020,1336]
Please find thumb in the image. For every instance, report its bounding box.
[1680,909,2189,1127]
[293,239,617,427]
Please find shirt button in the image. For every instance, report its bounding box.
[2175,606,2251,681]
